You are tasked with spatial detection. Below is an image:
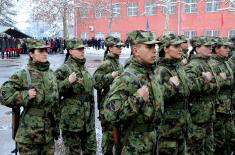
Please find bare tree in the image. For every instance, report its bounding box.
[0,0,16,26]
[31,0,94,38]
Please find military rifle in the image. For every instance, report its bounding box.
[11,106,20,155]
[113,124,120,155]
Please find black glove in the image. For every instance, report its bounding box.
[52,127,60,140]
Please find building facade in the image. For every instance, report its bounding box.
[74,0,235,40]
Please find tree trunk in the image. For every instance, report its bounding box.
[108,0,113,35]
[63,7,68,39]
[164,1,170,34]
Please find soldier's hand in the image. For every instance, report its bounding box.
[202,72,213,82]
[68,72,77,84]
[181,58,188,65]
[169,76,180,87]
[137,85,149,102]
[111,71,119,78]
[219,72,227,80]
[28,88,36,100]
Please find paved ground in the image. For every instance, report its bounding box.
[0,48,130,155]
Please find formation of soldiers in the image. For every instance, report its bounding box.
[0,30,235,155]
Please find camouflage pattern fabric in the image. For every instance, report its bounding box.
[155,58,190,155]
[62,130,96,155]
[102,57,163,154]
[55,56,96,154]
[105,36,124,47]
[67,38,85,49]
[184,55,217,155]
[208,55,235,154]
[0,59,59,153]
[93,53,124,154]
[18,140,54,155]
[127,30,159,45]
[26,38,49,50]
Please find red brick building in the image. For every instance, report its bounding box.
[74,0,235,40]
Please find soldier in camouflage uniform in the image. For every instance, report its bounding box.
[102,30,163,154]
[55,39,96,155]
[156,35,190,155]
[184,37,217,155]
[93,36,124,155]
[208,38,235,155]
[0,39,59,155]
[179,35,189,65]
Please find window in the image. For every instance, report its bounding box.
[184,30,197,39]
[81,32,89,40]
[95,8,104,18]
[205,30,219,37]
[163,0,176,14]
[110,32,121,38]
[229,30,235,38]
[184,0,197,13]
[145,1,156,16]
[96,32,105,39]
[128,2,138,16]
[206,0,220,12]
[112,3,121,17]
[230,2,235,11]
[80,7,89,18]
[169,0,177,14]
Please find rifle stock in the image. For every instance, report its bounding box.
[11,106,20,155]
[113,125,120,155]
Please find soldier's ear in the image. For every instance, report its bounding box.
[131,46,138,56]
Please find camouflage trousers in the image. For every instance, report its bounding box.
[120,130,156,155]
[62,130,96,155]
[214,113,235,155]
[102,128,114,155]
[18,140,54,155]
[158,137,186,155]
[187,122,214,155]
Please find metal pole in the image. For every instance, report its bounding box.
[178,0,181,35]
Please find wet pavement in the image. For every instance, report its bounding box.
[0,48,130,155]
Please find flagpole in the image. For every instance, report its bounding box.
[146,16,150,31]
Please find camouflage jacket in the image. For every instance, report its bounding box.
[155,58,190,138]
[156,58,190,104]
[228,53,235,116]
[102,57,163,153]
[102,57,163,124]
[181,49,188,59]
[55,56,94,132]
[93,54,124,102]
[184,55,218,124]
[0,59,59,144]
[208,55,234,114]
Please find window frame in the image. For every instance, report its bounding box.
[127,2,138,16]
[184,0,197,13]
[112,3,121,17]
[205,29,220,37]
[145,1,157,16]
[206,0,220,12]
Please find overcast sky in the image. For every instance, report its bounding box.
[13,0,32,31]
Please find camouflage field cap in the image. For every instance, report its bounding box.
[127,30,159,45]
[214,37,233,47]
[67,39,85,49]
[179,35,187,42]
[159,34,184,47]
[27,39,49,50]
[105,36,123,47]
[194,36,214,47]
